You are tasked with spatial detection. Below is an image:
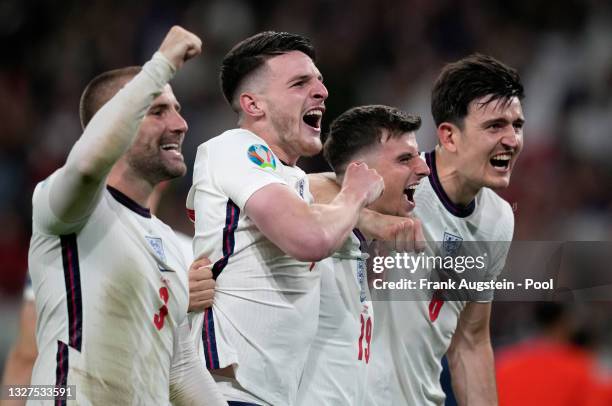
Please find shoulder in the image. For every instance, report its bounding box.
[478,188,515,239]
[201,128,268,150]
[196,129,278,168]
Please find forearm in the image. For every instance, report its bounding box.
[307,185,366,257]
[447,340,498,405]
[309,172,384,240]
[49,53,175,224]
[170,321,227,406]
[247,183,368,262]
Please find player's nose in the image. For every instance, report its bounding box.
[312,80,328,101]
[415,156,430,179]
[168,110,188,134]
[501,132,519,150]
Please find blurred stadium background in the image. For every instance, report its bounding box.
[1,0,611,402]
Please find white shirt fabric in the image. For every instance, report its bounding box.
[296,230,373,406]
[366,150,514,406]
[23,272,34,302]
[187,129,319,406]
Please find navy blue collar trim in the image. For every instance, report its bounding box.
[107,186,151,218]
[352,228,367,251]
[425,151,475,218]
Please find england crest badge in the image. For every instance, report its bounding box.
[443,232,463,256]
[145,236,167,262]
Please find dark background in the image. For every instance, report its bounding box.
[1,0,611,397]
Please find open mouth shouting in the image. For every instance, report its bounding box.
[302,107,324,132]
[489,151,513,172]
[403,182,419,212]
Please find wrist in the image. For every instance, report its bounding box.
[338,183,368,208]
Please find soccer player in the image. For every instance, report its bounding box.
[28,26,225,405]
[187,32,384,405]
[296,105,430,405]
[311,54,525,405]
[1,196,214,406]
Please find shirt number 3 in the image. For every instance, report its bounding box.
[153,287,169,330]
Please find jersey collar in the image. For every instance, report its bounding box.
[425,150,475,218]
[107,185,152,218]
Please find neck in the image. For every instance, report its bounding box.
[434,146,479,206]
[107,163,155,208]
[242,122,298,166]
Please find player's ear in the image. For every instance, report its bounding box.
[239,92,264,118]
[437,122,458,153]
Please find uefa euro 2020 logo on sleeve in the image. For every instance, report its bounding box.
[247,144,277,170]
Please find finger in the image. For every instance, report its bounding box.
[188,299,213,312]
[188,268,213,283]
[412,218,426,252]
[193,256,212,267]
[390,221,405,252]
[189,279,215,292]
[192,299,214,310]
[185,39,202,60]
[404,219,415,253]
[190,290,215,303]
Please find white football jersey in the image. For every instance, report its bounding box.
[367,150,514,405]
[29,181,190,405]
[297,230,372,406]
[187,129,319,406]
[23,272,34,302]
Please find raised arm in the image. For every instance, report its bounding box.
[308,172,425,252]
[34,26,201,234]
[246,162,383,262]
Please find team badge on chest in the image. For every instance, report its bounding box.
[443,232,463,256]
[145,236,166,262]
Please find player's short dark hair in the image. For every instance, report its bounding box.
[431,53,524,127]
[220,31,316,110]
[79,66,142,129]
[324,105,421,174]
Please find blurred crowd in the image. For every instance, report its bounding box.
[1,0,611,389]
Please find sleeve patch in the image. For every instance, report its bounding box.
[247,144,277,170]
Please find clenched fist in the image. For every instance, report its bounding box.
[188,257,215,312]
[159,25,202,70]
[342,162,384,206]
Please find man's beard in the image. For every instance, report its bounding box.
[269,110,321,158]
[127,149,186,185]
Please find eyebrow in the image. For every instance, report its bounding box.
[150,101,181,112]
[396,151,417,160]
[482,113,525,126]
[288,73,324,84]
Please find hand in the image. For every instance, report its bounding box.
[158,25,202,70]
[342,162,384,206]
[361,211,425,253]
[188,257,215,312]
